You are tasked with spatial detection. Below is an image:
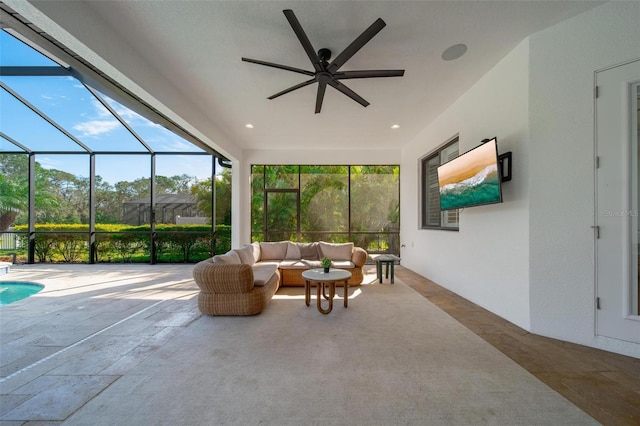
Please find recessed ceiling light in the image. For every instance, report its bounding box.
[391,124,400,129]
[441,44,467,61]
[245,124,254,129]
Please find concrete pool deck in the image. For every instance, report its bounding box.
[0,262,10,275]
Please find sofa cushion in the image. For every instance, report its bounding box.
[252,263,278,286]
[251,242,261,263]
[212,250,241,265]
[260,241,288,260]
[285,242,301,260]
[299,242,320,260]
[331,261,355,269]
[318,242,353,261]
[255,261,280,268]
[279,260,321,269]
[236,245,255,265]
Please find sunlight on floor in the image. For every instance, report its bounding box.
[273,288,362,300]
[11,267,199,301]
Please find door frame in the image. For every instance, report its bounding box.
[593,58,640,343]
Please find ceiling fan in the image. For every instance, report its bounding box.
[242,9,405,114]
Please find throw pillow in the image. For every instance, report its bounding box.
[212,250,241,265]
[299,242,319,260]
[318,241,353,261]
[236,245,255,265]
[251,242,261,263]
[285,242,301,260]
[259,241,288,260]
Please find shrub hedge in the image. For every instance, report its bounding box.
[11,224,231,263]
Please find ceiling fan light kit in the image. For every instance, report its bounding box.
[242,9,405,114]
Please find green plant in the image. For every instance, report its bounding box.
[14,223,226,263]
[321,257,332,269]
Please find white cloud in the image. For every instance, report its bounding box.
[91,99,112,118]
[40,93,69,107]
[114,104,143,122]
[110,102,153,126]
[72,119,120,137]
[102,95,159,128]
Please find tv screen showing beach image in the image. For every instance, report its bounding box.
[437,139,502,210]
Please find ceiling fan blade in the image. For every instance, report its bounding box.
[242,57,314,76]
[328,18,386,73]
[334,69,405,79]
[283,9,323,73]
[327,79,369,108]
[267,78,317,100]
[315,81,327,114]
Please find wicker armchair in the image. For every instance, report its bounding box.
[192,261,279,316]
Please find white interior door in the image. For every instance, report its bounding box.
[595,59,640,343]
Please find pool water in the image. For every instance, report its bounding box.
[0,282,44,305]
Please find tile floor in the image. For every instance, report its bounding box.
[399,267,640,426]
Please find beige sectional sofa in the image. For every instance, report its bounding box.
[192,241,368,316]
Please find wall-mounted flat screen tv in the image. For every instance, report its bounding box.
[437,138,503,210]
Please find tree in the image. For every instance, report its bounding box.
[95,176,120,223]
[0,154,27,231]
[0,174,20,232]
[156,174,193,194]
[40,168,88,223]
[300,166,349,238]
[350,165,400,251]
[1,153,206,228]
[191,168,231,225]
[0,154,58,231]
[250,164,400,249]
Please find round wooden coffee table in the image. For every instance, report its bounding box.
[301,268,352,314]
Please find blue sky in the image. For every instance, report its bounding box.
[0,30,216,185]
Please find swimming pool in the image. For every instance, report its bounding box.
[0,282,44,305]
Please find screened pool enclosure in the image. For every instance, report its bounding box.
[0,25,229,264]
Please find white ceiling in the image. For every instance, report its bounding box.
[24,1,602,155]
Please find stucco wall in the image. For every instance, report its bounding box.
[400,40,531,329]
[400,1,640,357]
[529,1,640,357]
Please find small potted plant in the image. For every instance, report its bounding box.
[321,257,332,273]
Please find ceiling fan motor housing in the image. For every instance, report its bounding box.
[318,48,332,63]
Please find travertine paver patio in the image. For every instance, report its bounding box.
[0,263,599,425]
[0,263,200,422]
